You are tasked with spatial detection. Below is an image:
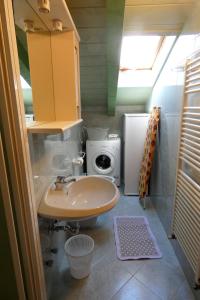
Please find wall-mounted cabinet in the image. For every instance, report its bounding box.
[27,30,81,122]
[50,31,81,120]
[14,0,81,133]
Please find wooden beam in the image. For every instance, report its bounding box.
[106,0,125,115]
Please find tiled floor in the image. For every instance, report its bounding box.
[48,195,195,300]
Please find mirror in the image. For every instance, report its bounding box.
[15,25,33,115]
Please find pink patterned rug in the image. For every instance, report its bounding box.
[114,216,162,260]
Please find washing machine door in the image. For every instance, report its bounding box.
[92,151,115,175]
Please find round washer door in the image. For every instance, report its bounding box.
[92,151,115,175]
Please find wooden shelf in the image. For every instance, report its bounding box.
[27,119,82,134]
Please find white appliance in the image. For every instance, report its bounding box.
[124,114,149,195]
[86,138,121,186]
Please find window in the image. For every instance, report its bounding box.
[20,75,31,89]
[120,36,163,71]
[118,35,176,87]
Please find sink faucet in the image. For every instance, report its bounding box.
[55,175,76,190]
[56,176,67,183]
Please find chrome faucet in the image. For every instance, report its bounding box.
[55,175,76,190]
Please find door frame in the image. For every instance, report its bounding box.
[0,1,46,299]
[0,133,26,299]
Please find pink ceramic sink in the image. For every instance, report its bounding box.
[38,176,119,220]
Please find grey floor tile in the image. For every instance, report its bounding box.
[112,277,162,300]
[116,259,147,276]
[50,256,132,300]
[158,243,183,272]
[46,195,193,300]
[134,259,186,300]
[171,279,195,300]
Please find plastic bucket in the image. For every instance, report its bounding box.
[64,234,94,279]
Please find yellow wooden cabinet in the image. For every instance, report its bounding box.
[51,31,81,121]
[14,0,82,133]
[27,30,81,123]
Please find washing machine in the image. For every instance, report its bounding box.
[86,138,121,186]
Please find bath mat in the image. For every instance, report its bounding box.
[114,216,162,260]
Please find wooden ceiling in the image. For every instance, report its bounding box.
[124,0,197,34]
[67,0,107,111]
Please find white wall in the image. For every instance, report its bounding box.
[147,5,200,232]
[82,105,145,137]
[147,2,200,295]
[28,124,83,297]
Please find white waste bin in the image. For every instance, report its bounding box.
[64,234,94,279]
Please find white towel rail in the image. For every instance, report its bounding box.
[172,56,200,287]
[181,142,200,155]
[184,106,200,110]
[183,117,200,124]
[187,56,200,66]
[182,127,200,136]
[182,122,200,130]
[185,88,200,94]
[186,76,200,83]
[182,132,200,142]
[185,82,200,89]
[179,151,200,166]
[183,112,200,117]
[187,62,200,72]
[186,68,200,78]
[181,137,200,149]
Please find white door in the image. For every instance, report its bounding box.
[124,114,149,195]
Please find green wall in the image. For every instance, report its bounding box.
[15,25,30,85]
[116,87,152,105]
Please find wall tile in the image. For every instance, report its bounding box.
[28,125,82,209]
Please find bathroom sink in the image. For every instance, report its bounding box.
[38,176,119,220]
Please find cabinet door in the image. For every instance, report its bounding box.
[27,32,55,121]
[51,31,78,121]
[27,30,81,122]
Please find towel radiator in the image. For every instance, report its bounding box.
[172,50,200,288]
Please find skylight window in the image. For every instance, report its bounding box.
[118,35,176,87]
[20,75,31,89]
[120,36,163,71]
